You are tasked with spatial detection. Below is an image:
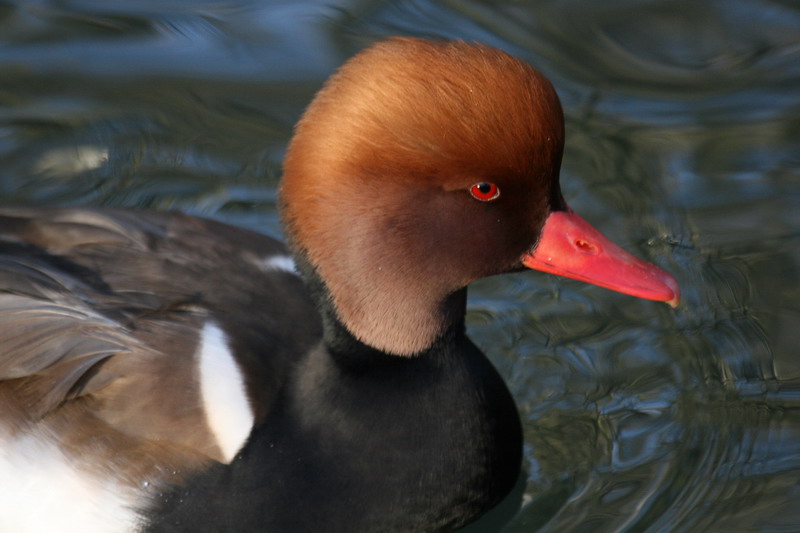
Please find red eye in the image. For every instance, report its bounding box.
[469,182,500,201]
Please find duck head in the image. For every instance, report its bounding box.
[281,38,679,356]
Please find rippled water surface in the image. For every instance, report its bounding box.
[1,1,798,531]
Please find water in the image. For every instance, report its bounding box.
[1,0,799,531]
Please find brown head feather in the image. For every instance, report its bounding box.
[282,38,565,355]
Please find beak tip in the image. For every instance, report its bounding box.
[660,272,681,308]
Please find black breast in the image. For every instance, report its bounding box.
[145,316,522,532]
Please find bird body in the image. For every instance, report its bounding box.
[0,38,678,532]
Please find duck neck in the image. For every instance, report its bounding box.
[294,253,467,357]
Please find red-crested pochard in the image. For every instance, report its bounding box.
[0,38,679,532]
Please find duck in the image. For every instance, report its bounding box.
[0,37,679,533]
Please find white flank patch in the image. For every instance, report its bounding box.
[197,322,254,463]
[261,254,297,274]
[0,431,140,533]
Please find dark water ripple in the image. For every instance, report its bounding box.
[1,0,799,531]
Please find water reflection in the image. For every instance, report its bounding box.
[1,0,799,531]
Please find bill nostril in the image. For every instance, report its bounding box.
[575,239,599,254]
